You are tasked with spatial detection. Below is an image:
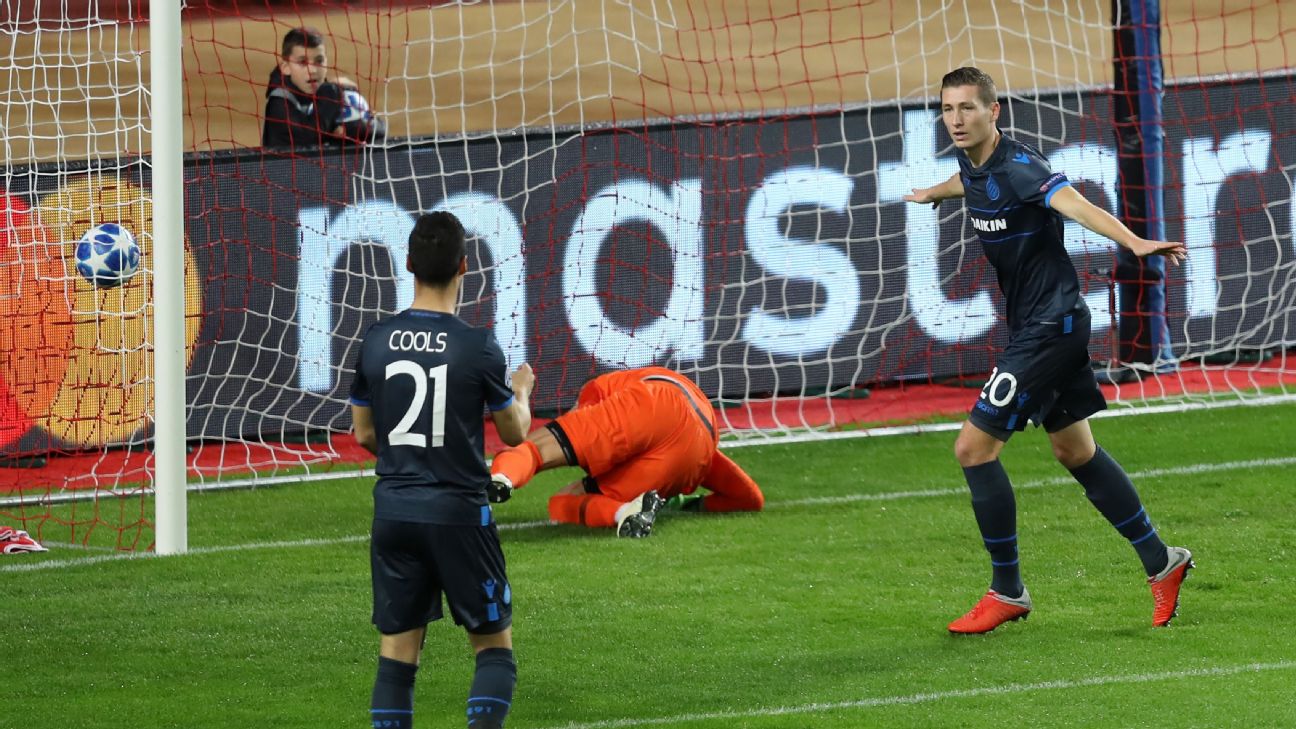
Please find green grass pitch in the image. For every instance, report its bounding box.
[5,402,1296,728]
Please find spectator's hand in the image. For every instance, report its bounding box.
[335,75,358,90]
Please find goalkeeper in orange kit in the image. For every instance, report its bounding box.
[488,366,764,538]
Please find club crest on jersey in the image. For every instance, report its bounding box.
[971,216,1008,232]
[986,174,1001,201]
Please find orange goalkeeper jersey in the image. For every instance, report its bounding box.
[555,366,718,500]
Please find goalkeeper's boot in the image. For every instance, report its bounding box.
[615,490,666,538]
[0,526,48,554]
[1149,546,1193,627]
[947,587,1032,634]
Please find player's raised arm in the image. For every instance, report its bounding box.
[491,363,534,446]
[1046,185,1187,265]
[903,171,965,209]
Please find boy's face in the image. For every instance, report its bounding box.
[279,43,328,93]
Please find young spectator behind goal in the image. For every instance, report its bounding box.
[262,27,386,149]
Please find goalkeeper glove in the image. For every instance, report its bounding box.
[487,474,514,504]
[664,494,705,512]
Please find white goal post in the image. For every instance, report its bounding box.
[151,0,187,555]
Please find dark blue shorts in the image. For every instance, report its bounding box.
[370,518,512,635]
[967,317,1107,440]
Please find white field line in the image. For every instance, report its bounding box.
[536,661,1296,729]
[5,455,1294,574]
[738,391,1296,447]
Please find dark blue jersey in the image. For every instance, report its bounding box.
[349,309,515,525]
[957,132,1087,332]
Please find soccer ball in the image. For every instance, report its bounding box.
[74,222,140,288]
[339,88,373,125]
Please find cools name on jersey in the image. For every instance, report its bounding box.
[971,217,1007,233]
[389,329,449,353]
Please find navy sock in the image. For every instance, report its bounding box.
[371,656,418,729]
[1069,446,1169,576]
[467,647,516,728]
[962,460,1023,598]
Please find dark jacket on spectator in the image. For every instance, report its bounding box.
[262,68,385,149]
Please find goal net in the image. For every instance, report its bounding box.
[1,0,1293,550]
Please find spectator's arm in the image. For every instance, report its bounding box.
[338,116,381,144]
[262,94,294,147]
[366,116,387,143]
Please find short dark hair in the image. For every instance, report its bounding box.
[408,211,466,287]
[940,66,998,108]
[281,27,325,59]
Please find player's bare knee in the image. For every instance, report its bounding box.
[954,420,1005,467]
[380,629,426,664]
[954,436,995,468]
[468,626,513,653]
[1048,431,1096,469]
[1051,441,1094,469]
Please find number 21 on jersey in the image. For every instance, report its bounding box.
[385,360,447,448]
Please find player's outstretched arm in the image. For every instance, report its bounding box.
[903,171,965,209]
[491,363,534,446]
[1047,186,1188,265]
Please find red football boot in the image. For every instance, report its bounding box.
[1149,546,1194,627]
[948,588,1032,634]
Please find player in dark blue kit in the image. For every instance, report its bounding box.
[905,67,1194,634]
[349,211,534,727]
